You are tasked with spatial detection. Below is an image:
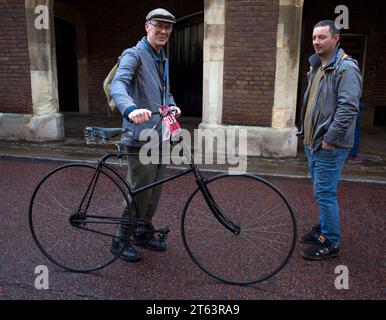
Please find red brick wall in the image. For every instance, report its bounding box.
[66,0,204,116]
[223,0,279,127]
[299,0,386,128]
[0,0,32,114]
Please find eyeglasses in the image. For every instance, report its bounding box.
[148,21,173,33]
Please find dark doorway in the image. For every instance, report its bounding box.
[169,13,203,117]
[340,34,367,75]
[55,17,79,112]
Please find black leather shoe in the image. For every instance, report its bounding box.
[134,236,167,251]
[110,238,142,262]
[299,224,321,244]
[301,235,339,260]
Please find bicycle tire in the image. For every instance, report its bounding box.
[181,174,297,285]
[29,163,132,272]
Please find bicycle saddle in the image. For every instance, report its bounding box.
[84,127,124,140]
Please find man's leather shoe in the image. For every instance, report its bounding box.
[110,238,142,262]
[134,236,167,251]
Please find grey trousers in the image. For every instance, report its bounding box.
[118,147,165,239]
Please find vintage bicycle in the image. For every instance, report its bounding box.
[29,107,297,285]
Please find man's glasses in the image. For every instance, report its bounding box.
[148,21,173,33]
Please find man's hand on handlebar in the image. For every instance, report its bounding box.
[128,109,152,124]
[128,106,181,124]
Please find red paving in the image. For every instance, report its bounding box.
[0,158,385,300]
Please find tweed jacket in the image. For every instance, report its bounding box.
[110,38,176,147]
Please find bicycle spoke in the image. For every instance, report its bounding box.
[242,226,294,237]
[34,199,60,213]
[187,207,228,228]
[189,203,222,224]
[238,234,277,265]
[251,203,284,224]
[242,209,288,230]
[241,231,289,246]
[184,223,228,238]
[40,187,69,212]
[241,231,287,254]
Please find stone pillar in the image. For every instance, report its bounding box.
[198,0,305,158]
[271,0,304,153]
[201,0,225,126]
[24,0,64,141]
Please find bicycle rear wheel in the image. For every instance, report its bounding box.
[181,174,297,285]
[29,163,130,272]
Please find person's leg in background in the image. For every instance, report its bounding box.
[348,100,364,163]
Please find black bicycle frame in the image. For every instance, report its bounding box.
[77,107,240,235]
[94,141,240,234]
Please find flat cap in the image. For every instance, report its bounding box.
[146,8,176,24]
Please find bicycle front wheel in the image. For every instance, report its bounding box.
[29,163,130,272]
[181,174,297,285]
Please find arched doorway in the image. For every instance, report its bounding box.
[54,17,79,113]
[169,12,204,118]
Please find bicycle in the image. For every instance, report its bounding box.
[29,107,297,285]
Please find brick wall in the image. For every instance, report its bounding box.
[299,0,386,128]
[66,0,203,116]
[223,0,279,127]
[0,0,32,114]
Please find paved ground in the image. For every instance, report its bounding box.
[1,114,385,301]
[0,157,384,300]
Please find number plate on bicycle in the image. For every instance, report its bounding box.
[160,106,181,137]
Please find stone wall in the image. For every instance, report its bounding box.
[223,0,279,127]
[0,0,33,114]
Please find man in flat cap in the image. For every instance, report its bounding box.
[110,8,180,262]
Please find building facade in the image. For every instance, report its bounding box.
[0,0,385,157]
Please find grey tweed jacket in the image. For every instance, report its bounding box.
[110,38,176,147]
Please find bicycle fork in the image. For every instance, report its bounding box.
[176,137,241,235]
[195,177,241,235]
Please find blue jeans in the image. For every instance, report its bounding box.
[304,146,350,245]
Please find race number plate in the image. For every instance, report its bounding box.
[160,106,181,137]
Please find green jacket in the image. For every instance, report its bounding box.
[298,45,362,152]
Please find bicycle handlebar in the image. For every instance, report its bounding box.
[128,107,176,123]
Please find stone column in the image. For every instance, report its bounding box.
[271,0,304,154]
[24,0,64,141]
[201,0,225,126]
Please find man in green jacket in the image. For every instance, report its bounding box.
[298,20,362,260]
